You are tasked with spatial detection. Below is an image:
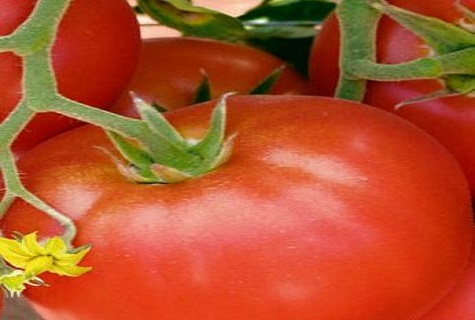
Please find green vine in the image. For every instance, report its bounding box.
[336,0,475,102]
[0,0,233,249]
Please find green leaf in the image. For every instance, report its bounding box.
[249,36,315,76]
[239,0,335,26]
[240,0,335,76]
[239,0,334,40]
[246,25,317,39]
[137,0,248,42]
[137,0,335,76]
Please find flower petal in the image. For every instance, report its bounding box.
[24,256,54,276]
[49,264,92,277]
[0,239,32,269]
[54,245,91,265]
[44,236,67,255]
[22,233,46,256]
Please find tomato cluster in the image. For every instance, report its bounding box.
[0,1,474,319]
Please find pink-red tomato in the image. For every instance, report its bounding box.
[0,0,141,156]
[112,37,313,117]
[420,227,475,320]
[2,95,473,319]
[309,0,475,196]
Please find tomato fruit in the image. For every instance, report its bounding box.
[308,0,475,196]
[420,227,475,320]
[2,95,472,319]
[111,37,313,117]
[0,0,141,156]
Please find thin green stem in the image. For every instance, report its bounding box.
[6,0,70,56]
[0,102,77,242]
[370,0,475,54]
[0,0,78,244]
[23,50,209,169]
[348,58,442,81]
[0,102,35,149]
[335,0,381,101]
[0,147,77,242]
[335,0,474,100]
[0,36,14,52]
[436,48,475,75]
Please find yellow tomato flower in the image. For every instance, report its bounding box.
[0,232,91,277]
[0,269,45,297]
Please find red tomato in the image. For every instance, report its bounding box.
[112,37,313,117]
[0,0,141,156]
[420,227,475,320]
[2,95,473,319]
[308,0,475,196]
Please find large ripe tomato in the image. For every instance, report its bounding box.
[111,37,313,117]
[2,95,473,319]
[308,0,475,196]
[420,227,475,320]
[0,0,141,156]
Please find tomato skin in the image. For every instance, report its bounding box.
[2,95,473,319]
[308,0,475,196]
[420,228,475,320]
[111,37,314,117]
[0,0,141,156]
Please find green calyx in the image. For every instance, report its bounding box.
[336,0,475,101]
[107,94,236,184]
[191,66,285,105]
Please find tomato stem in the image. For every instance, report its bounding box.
[3,0,70,56]
[0,0,81,245]
[334,0,382,101]
[0,147,77,243]
[370,0,475,54]
[335,0,475,101]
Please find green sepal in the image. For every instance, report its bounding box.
[187,94,230,171]
[193,70,212,104]
[133,94,188,150]
[106,94,235,184]
[249,65,284,94]
[191,66,285,104]
[106,131,159,183]
[106,131,155,168]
